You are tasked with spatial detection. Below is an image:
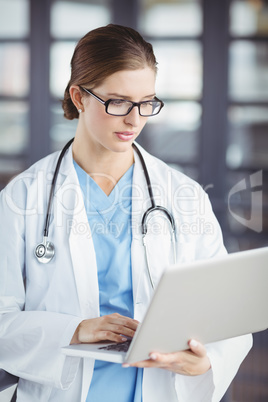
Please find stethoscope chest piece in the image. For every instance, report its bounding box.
[35,238,55,264]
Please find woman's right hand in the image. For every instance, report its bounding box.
[70,313,139,344]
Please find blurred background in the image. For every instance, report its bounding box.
[0,0,267,400]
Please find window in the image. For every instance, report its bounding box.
[137,0,203,180]
[0,0,30,187]
[226,0,268,252]
[227,4,268,399]
[49,0,111,151]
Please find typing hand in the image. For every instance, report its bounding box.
[70,313,139,344]
[123,339,211,376]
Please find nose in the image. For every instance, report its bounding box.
[124,105,141,127]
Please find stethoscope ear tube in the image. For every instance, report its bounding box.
[141,206,176,290]
[142,228,177,290]
[133,143,176,289]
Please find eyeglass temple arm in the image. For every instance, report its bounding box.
[80,87,105,105]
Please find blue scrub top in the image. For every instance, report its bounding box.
[74,161,143,402]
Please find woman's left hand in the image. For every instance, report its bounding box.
[123,339,211,376]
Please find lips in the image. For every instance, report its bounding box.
[114,132,135,141]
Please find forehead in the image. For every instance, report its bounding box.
[96,68,156,98]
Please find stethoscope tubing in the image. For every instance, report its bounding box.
[43,138,75,238]
[35,139,176,288]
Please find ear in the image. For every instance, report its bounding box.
[69,85,84,112]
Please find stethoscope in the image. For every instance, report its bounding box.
[35,138,176,289]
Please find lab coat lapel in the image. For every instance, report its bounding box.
[54,146,99,319]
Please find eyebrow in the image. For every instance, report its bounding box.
[106,93,156,100]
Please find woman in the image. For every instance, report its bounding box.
[0,24,252,401]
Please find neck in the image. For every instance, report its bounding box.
[72,137,134,195]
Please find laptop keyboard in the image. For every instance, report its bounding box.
[98,339,131,353]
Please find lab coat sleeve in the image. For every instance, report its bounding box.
[0,186,82,389]
[173,190,252,401]
[0,311,82,389]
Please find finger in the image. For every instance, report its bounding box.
[188,339,207,358]
[105,323,136,339]
[104,315,139,337]
[149,351,179,365]
[123,352,175,369]
[107,314,139,331]
[95,315,138,341]
[123,358,160,369]
[77,315,139,344]
[95,330,129,343]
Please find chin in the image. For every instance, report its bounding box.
[110,140,135,153]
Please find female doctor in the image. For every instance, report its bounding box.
[0,24,252,402]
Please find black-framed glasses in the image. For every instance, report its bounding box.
[80,87,164,117]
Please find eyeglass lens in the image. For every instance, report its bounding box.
[107,100,162,116]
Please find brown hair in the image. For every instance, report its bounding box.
[62,24,157,120]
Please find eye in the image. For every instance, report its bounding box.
[140,101,153,108]
[110,99,127,107]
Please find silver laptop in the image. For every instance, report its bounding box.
[62,247,268,364]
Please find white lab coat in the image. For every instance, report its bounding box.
[0,143,252,402]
